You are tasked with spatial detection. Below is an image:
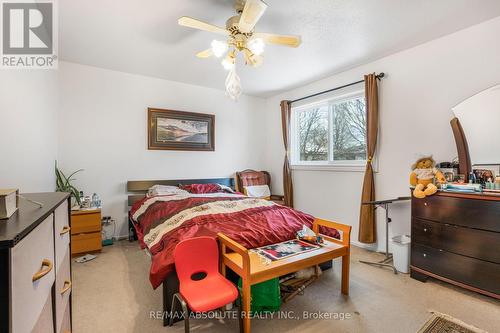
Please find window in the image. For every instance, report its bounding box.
[291,91,368,170]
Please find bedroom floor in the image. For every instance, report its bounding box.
[72,241,499,333]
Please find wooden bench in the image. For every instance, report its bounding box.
[218,218,351,333]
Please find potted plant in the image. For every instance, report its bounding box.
[55,161,83,208]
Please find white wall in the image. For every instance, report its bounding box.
[58,62,266,237]
[263,17,500,250]
[0,71,59,192]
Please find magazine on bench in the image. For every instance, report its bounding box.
[254,239,320,261]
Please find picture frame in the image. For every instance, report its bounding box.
[148,108,215,151]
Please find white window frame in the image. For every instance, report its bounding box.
[290,90,376,172]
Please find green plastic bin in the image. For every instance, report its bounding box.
[238,278,281,314]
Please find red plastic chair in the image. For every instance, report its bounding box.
[170,236,239,332]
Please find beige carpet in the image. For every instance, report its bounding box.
[72,241,499,333]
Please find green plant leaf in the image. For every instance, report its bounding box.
[54,161,83,205]
[66,169,83,182]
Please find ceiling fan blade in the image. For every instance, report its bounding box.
[196,48,213,58]
[254,33,302,48]
[238,0,268,33]
[178,16,228,35]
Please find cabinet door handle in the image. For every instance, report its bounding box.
[60,225,71,235]
[60,280,72,295]
[32,259,53,282]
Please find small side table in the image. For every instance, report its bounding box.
[70,208,102,256]
[359,196,411,274]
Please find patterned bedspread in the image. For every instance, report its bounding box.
[130,193,339,288]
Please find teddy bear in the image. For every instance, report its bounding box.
[410,156,446,198]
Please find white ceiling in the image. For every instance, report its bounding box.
[60,0,500,97]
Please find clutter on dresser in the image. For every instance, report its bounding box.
[440,163,500,195]
[441,183,482,193]
[78,191,102,210]
[437,161,459,183]
[0,189,18,219]
[0,189,45,219]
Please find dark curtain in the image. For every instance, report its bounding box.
[280,100,294,208]
[358,73,379,243]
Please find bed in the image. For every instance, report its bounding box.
[127,178,349,327]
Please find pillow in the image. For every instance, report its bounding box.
[180,183,222,194]
[218,184,236,193]
[147,185,188,197]
[244,185,271,199]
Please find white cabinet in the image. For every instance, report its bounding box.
[0,193,72,333]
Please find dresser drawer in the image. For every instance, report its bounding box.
[55,200,70,270]
[412,218,500,264]
[59,300,71,333]
[412,195,500,232]
[72,231,102,254]
[71,210,101,234]
[411,243,500,295]
[11,214,55,333]
[31,293,55,333]
[55,249,72,333]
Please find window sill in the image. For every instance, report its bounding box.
[291,164,367,172]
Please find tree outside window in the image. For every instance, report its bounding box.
[293,93,367,165]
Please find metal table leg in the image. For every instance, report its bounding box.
[359,203,398,274]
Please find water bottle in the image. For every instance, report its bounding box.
[92,193,101,208]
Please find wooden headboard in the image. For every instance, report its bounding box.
[126,178,235,206]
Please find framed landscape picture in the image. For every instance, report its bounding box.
[148,108,215,151]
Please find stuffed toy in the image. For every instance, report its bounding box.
[410,156,446,198]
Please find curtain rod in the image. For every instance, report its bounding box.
[290,72,385,104]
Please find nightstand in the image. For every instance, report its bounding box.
[71,209,102,255]
[270,195,285,205]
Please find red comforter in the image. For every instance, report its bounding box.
[130,193,339,288]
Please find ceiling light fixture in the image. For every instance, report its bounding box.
[178,0,302,100]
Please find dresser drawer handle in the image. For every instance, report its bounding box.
[60,225,71,235]
[32,259,53,282]
[61,280,72,295]
[422,253,427,258]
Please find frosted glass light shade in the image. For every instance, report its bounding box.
[211,40,228,58]
[225,69,242,101]
[247,38,265,56]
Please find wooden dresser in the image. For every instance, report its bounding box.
[70,209,102,256]
[411,191,500,298]
[0,192,72,333]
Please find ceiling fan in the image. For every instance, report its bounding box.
[178,0,302,100]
